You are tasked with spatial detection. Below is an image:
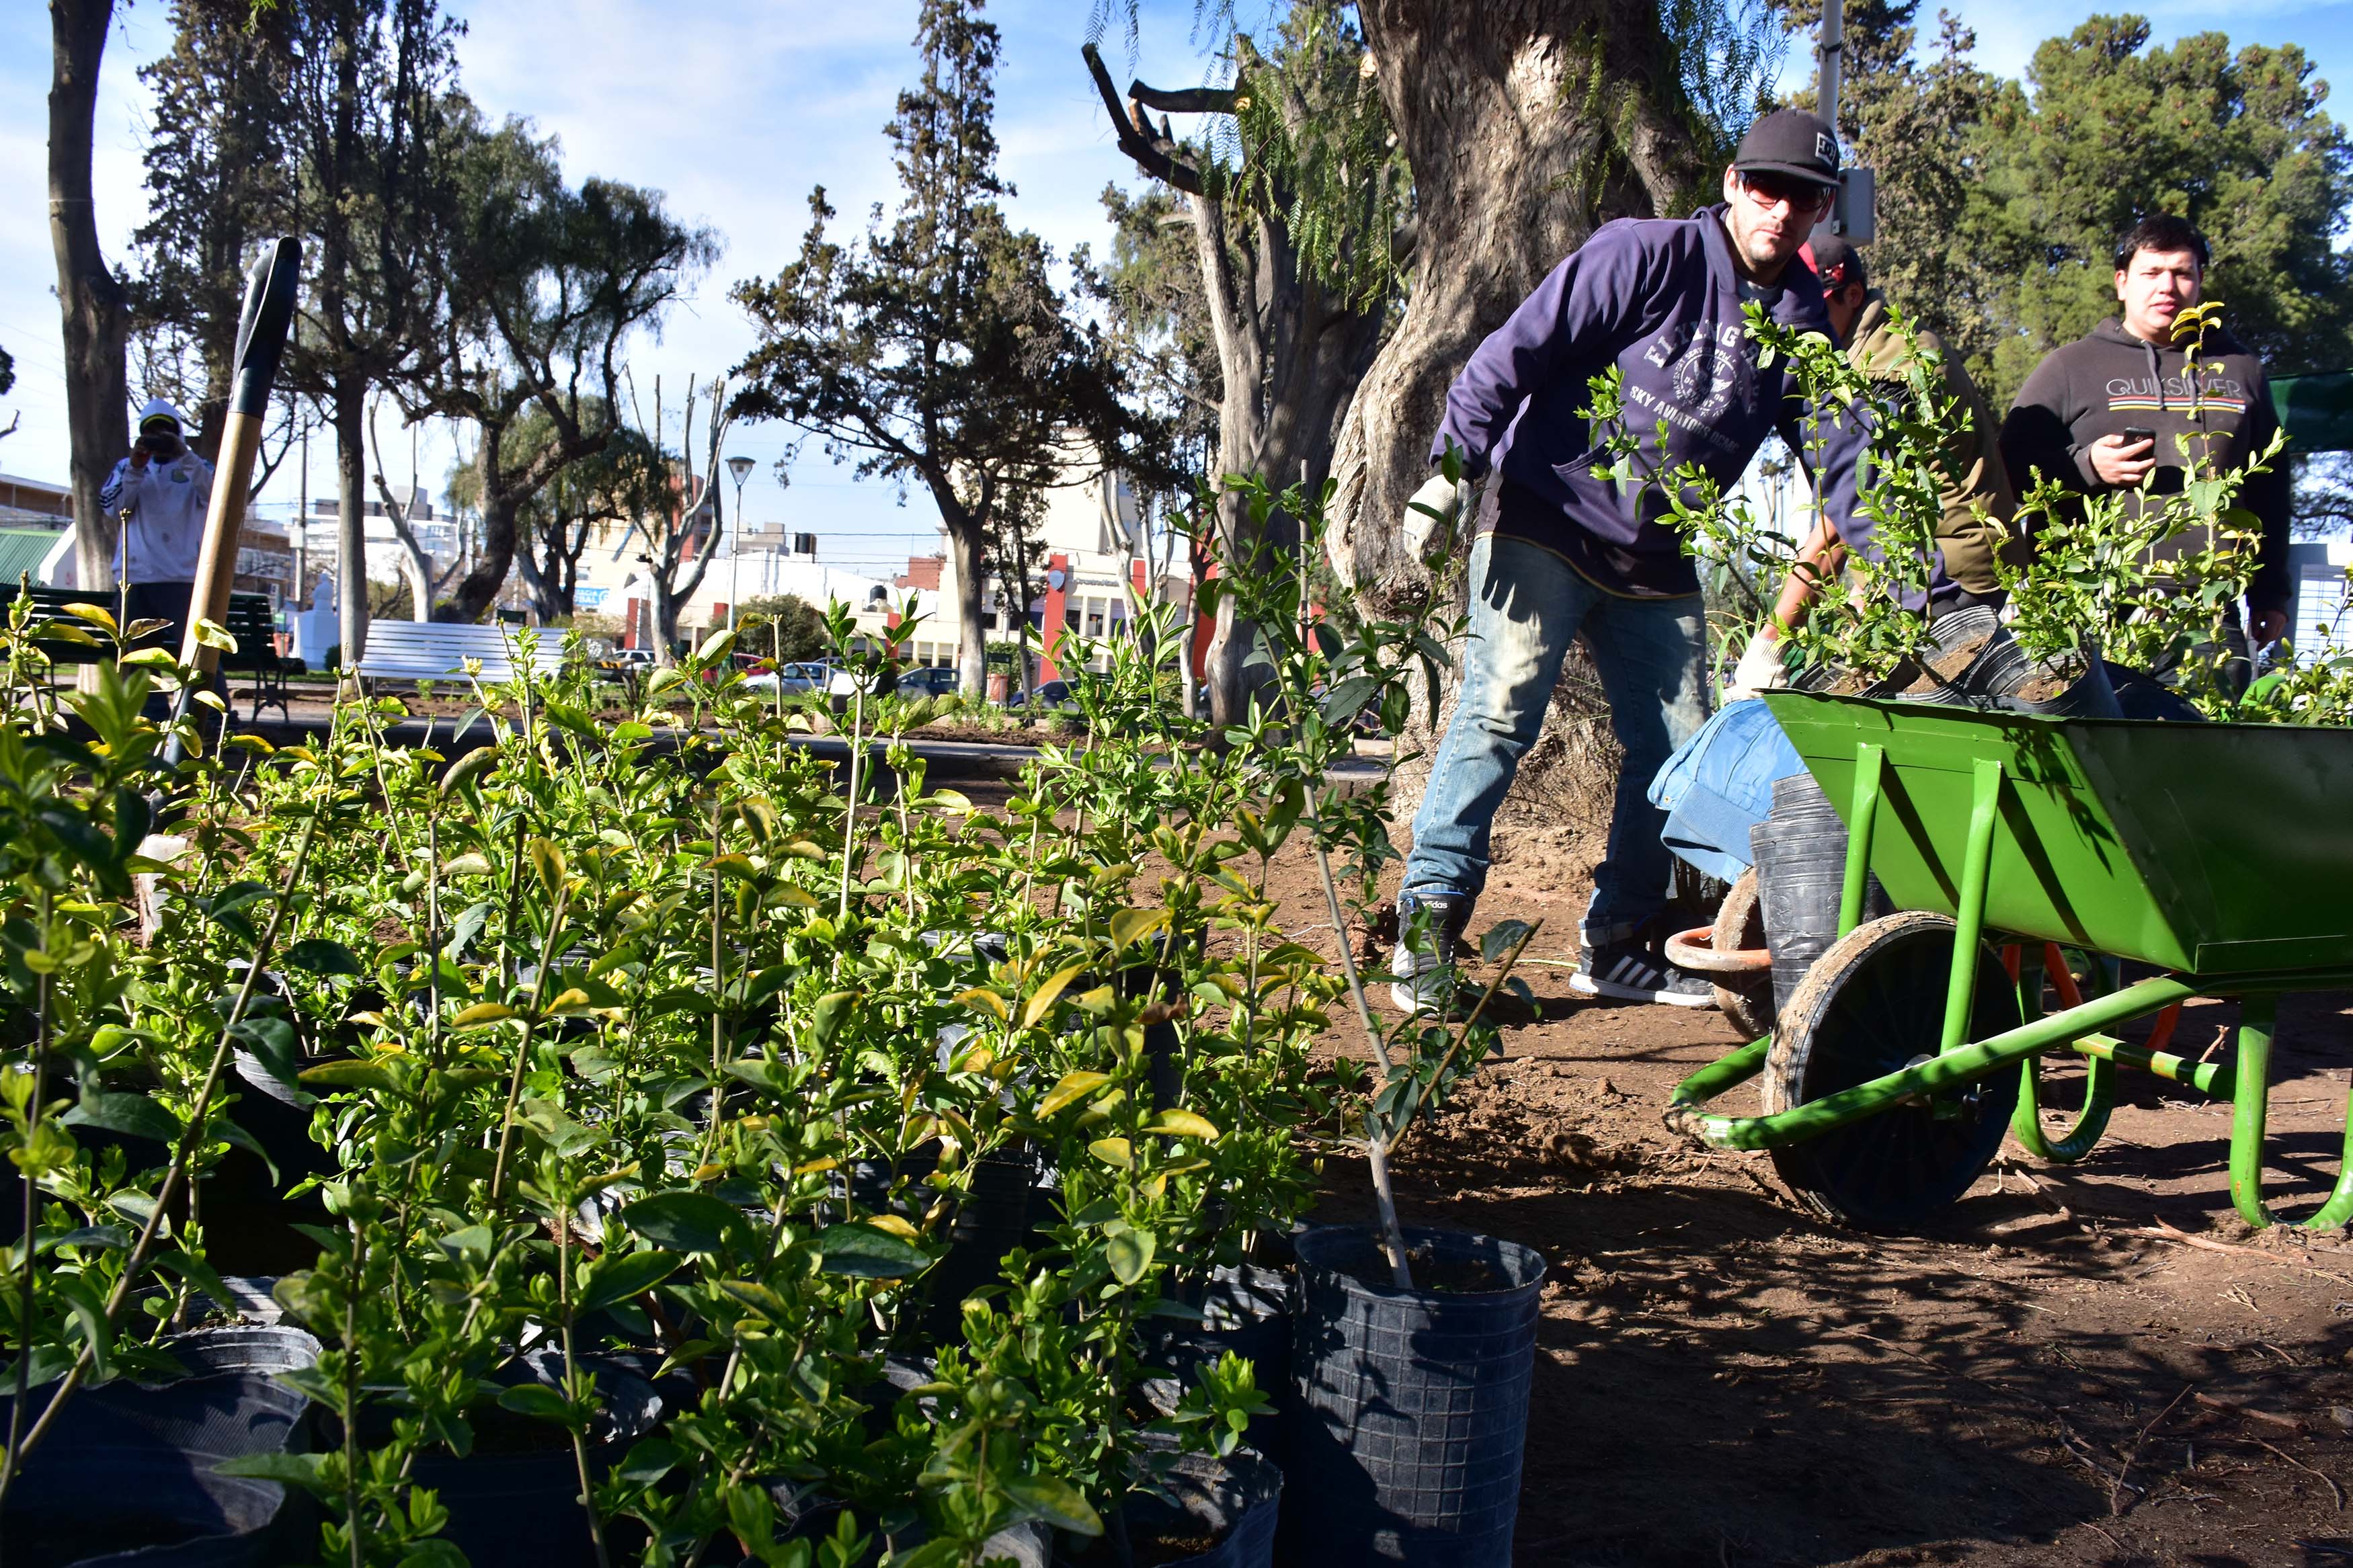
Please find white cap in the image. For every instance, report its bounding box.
[136,397,188,432]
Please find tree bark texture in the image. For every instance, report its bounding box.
[1084,46,1388,725]
[49,0,130,597]
[941,503,989,695]
[1327,0,1706,809]
[332,382,370,664]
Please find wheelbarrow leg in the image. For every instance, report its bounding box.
[2229,995,2353,1231]
[2011,942,2116,1163]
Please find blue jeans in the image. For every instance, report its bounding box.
[1403,533,1711,944]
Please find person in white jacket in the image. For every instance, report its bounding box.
[95,399,213,653]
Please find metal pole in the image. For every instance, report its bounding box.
[729,470,748,633]
[1817,0,1843,131]
[1814,0,1845,241]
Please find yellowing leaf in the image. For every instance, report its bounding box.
[1088,1137,1133,1170]
[692,1163,727,1182]
[773,884,818,907]
[1021,963,1086,1030]
[864,1213,920,1240]
[545,988,593,1014]
[1144,1110,1220,1143]
[1109,907,1170,950]
[1038,1070,1111,1117]
[955,988,1009,1023]
[450,1002,518,1028]
[792,1157,839,1175]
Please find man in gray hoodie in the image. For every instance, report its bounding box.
[1390,108,1870,1015]
[1998,215,2291,655]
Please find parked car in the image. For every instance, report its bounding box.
[895,665,960,698]
[742,660,830,696]
[1006,679,1076,712]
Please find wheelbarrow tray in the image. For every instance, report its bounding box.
[1761,691,2353,976]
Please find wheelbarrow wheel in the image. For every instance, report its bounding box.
[1761,911,2022,1231]
[1711,869,1773,1040]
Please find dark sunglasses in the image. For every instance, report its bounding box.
[1740,171,1835,212]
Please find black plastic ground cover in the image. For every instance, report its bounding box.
[1284,1226,1545,1567]
[0,1325,319,1567]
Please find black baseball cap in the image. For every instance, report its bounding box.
[1732,109,1842,190]
[1802,235,1866,292]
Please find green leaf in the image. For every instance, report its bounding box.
[1142,1110,1219,1143]
[614,1436,682,1488]
[440,745,499,795]
[1037,1070,1110,1117]
[1105,1229,1156,1287]
[1318,674,1381,725]
[297,1059,397,1092]
[284,938,364,976]
[40,1225,128,1254]
[621,1190,746,1254]
[1021,963,1086,1030]
[1479,919,1535,964]
[813,1223,929,1279]
[496,1383,579,1428]
[63,1091,180,1143]
[1004,1473,1102,1536]
[217,1452,327,1488]
[577,1250,682,1315]
[1109,907,1170,949]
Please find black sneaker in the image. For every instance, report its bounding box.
[1389,889,1474,1017]
[1570,932,1716,1008]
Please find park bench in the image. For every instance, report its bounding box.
[352,620,568,689]
[8,585,298,723]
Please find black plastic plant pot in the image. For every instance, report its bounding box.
[0,1325,322,1568]
[1997,647,2123,718]
[4,1468,288,1568]
[1142,1263,1293,1465]
[920,1153,1037,1338]
[403,1352,661,1568]
[1056,1450,1281,1568]
[1283,1226,1545,1567]
[1749,774,1889,1019]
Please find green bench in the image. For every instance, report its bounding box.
[7,585,300,722]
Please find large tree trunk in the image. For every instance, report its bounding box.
[444,429,515,623]
[943,514,988,701]
[1328,0,1704,809]
[50,0,130,598]
[1189,196,1386,725]
[332,381,370,664]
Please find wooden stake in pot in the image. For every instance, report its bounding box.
[169,237,301,749]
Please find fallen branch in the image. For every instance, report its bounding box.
[2114,1383,2196,1516]
[2258,1438,2345,1511]
[2195,1392,2303,1432]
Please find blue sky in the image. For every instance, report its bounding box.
[1,0,2348,570]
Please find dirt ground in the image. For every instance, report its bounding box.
[1262,813,2353,1568]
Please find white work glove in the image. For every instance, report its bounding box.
[1724,632,1790,702]
[1403,472,1472,565]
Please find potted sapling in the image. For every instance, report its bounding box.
[1207,475,1549,1568]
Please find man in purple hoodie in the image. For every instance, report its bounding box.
[1390,108,1869,1016]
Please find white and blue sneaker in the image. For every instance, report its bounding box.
[1389,889,1475,1017]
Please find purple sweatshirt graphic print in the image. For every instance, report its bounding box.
[1432,206,1870,597]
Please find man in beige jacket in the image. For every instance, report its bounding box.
[1728,236,2018,694]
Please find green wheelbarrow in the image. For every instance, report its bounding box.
[1667,690,2353,1232]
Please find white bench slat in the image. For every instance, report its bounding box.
[355,622,570,684]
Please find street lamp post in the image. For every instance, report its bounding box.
[726,455,755,633]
